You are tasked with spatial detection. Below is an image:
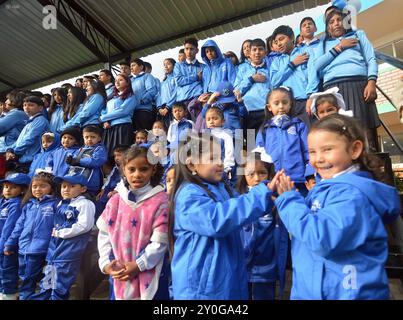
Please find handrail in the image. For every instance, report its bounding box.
[375,50,403,70]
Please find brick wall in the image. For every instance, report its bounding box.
[376,68,403,105]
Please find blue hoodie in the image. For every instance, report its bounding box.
[130,73,158,111]
[0,197,23,252]
[7,113,50,164]
[256,116,309,183]
[201,39,236,93]
[100,94,138,127]
[29,132,61,178]
[173,60,205,102]
[157,73,177,110]
[234,61,271,112]
[270,45,311,100]
[45,145,81,177]
[313,30,378,89]
[172,181,275,300]
[49,105,65,133]
[5,196,58,255]
[275,171,401,300]
[0,109,28,153]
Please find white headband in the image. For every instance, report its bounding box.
[310,87,347,114]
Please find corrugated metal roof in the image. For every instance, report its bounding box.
[0,0,327,94]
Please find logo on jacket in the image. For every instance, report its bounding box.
[42,206,55,217]
[65,210,74,220]
[311,200,321,213]
[0,209,8,218]
[287,125,297,135]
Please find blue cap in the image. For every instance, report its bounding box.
[304,164,316,178]
[215,81,236,104]
[54,173,88,186]
[0,173,31,186]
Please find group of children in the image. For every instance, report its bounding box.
[0,2,401,300]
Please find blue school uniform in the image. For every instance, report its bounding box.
[167,119,193,143]
[65,94,105,128]
[105,83,115,101]
[201,102,243,134]
[201,39,236,93]
[270,45,311,100]
[49,106,65,133]
[171,181,275,300]
[173,60,205,102]
[0,197,23,295]
[59,103,84,131]
[313,30,378,89]
[234,61,271,112]
[157,73,177,110]
[0,109,28,153]
[35,196,95,300]
[131,73,158,111]
[29,133,61,178]
[4,195,58,300]
[275,170,401,300]
[46,145,81,177]
[7,113,50,164]
[98,165,121,208]
[256,116,309,183]
[100,94,138,126]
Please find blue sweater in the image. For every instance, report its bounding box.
[201,39,236,93]
[173,60,205,102]
[59,103,84,131]
[7,113,50,164]
[0,197,23,252]
[130,73,158,111]
[63,94,105,128]
[0,109,28,153]
[234,61,271,112]
[5,196,58,255]
[172,181,274,300]
[29,132,61,178]
[313,30,378,88]
[275,171,401,300]
[256,116,309,183]
[100,94,138,126]
[157,73,177,109]
[105,83,115,101]
[46,145,81,177]
[49,105,65,133]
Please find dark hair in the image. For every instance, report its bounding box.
[135,129,148,138]
[272,25,294,41]
[324,9,352,52]
[184,37,198,48]
[131,58,144,70]
[61,83,73,90]
[83,75,95,82]
[168,133,234,257]
[305,174,315,182]
[112,74,134,100]
[22,171,57,205]
[76,78,83,83]
[310,114,387,183]
[205,106,224,120]
[250,38,266,50]
[152,120,167,133]
[179,48,185,54]
[236,153,274,194]
[30,91,44,98]
[260,87,295,132]
[23,95,44,107]
[6,89,25,110]
[266,35,275,54]
[99,69,115,84]
[84,79,107,103]
[143,61,152,72]
[121,146,163,187]
[48,87,68,120]
[64,86,85,122]
[172,102,186,111]
[315,94,340,111]
[119,61,130,67]
[240,39,252,63]
[325,5,339,17]
[113,144,130,153]
[83,125,102,136]
[224,51,239,66]
[300,17,317,28]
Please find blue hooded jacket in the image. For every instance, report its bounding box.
[275,171,401,300]
[100,94,138,127]
[5,196,58,255]
[49,105,65,133]
[256,116,309,183]
[29,132,61,178]
[45,145,81,177]
[0,197,23,252]
[130,73,158,111]
[157,73,177,110]
[313,30,378,88]
[234,61,271,112]
[172,181,275,300]
[201,39,236,93]
[173,60,205,102]
[0,109,28,153]
[7,113,50,164]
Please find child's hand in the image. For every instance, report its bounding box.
[364,80,377,103]
[113,261,140,281]
[159,108,169,116]
[197,70,203,81]
[103,122,111,129]
[252,73,266,83]
[338,38,359,51]
[96,190,104,201]
[234,90,243,102]
[292,53,309,66]
[306,98,313,115]
[107,191,118,198]
[198,93,210,104]
[276,174,295,195]
[207,92,220,105]
[3,250,14,256]
[5,151,16,161]
[267,170,284,192]
[104,260,125,276]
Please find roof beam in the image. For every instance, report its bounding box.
[37,0,107,61]
[0,76,17,88]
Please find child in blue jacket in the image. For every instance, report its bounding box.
[156,58,177,129]
[46,127,81,177]
[237,153,289,300]
[0,173,30,300]
[29,132,60,178]
[256,87,309,195]
[6,96,50,173]
[4,171,58,300]
[65,125,108,197]
[274,114,401,300]
[170,132,280,300]
[34,173,95,300]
